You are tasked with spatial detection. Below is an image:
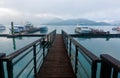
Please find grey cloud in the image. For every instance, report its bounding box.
[0,0,120,24]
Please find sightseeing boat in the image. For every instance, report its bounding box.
[9,25,25,33]
[112,27,120,31]
[75,26,109,34]
[75,26,91,33]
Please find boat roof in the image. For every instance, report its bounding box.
[14,25,25,27]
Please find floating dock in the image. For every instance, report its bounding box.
[1,33,120,38]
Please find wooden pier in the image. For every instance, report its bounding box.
[36,34,75,78]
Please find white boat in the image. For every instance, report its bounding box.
[25,23,34,30]
[10,25,25,33]
[0,24,6,30]
[75,26,92,33]
[75,26,109,34]
[112,27,120,31]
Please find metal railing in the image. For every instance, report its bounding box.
[62,30,101,78]
[0,30,56,78]
[100,54,120,78]
[0,53,6,78]
[1,29,120,78]
[62,30,120,78]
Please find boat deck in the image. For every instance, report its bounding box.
[36,34,75,78]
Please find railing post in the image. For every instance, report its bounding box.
[33,44,37,78]
[112,69,118,78]
[69,39,71,57]
[67,37,68,49]
[100,60,112,78]
[48,35,51,47]
[91,61,97,78]
[43,46,45,59]
[43,38,45,60]
[100,54,113,78]
[49,35,53,46]
[7,60,13,78]
[75,46,78,78]
[0,53,6,78]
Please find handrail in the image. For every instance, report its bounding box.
[0,30,56,78]
[100,54,120,78]
[2,30,56,61]
[2,39,41,61]
[72,37,100,62]
[62,30,120,78]
[0,53,6,78]
[62,30,100,78]
[1,29,120,78]
[62,30,100,61]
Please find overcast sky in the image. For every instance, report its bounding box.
[0,0,120,24]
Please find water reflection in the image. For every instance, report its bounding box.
[40,30,48,34]
[12,38,16,50]
[106,37,110,41]
[11,36,28,50]
[12,37,22,50]
[76,37,110,42]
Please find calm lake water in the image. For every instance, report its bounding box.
[0,25,120,60]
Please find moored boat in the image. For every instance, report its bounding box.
[75,26,109,34]
[25,23,42,33]
[75,26,92,33]
[25,23,34,30]
[112,27,120,31]
[0,24,6,30]
[9,25,25,33]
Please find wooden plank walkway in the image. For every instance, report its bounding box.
[37,34,75,78]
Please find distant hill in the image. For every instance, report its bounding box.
[109,20,120,26]
[43,18,111,26]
